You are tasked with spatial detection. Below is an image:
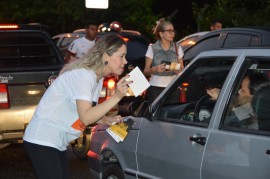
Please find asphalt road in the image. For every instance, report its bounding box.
[0,142,92,179]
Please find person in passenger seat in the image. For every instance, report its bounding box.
[207,72,270,129]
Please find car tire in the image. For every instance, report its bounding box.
[71,128,91,160]
[102,164,124,179]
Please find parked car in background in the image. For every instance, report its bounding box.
[0,24,64,146]
[52,32,84,57]
[177,31,209,51]
[53,27,151,159]
[53,29,143,58]
[182,27,270,66]
[88,48,270,179]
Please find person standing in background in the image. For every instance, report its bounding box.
[144,18,184,104]
[210,19,223,31]
[64,20,99,63]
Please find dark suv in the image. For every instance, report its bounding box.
[183,27,270,65]
[0,24,64,144]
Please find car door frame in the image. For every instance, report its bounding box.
[201,49,270,179]
[134,50,240,178]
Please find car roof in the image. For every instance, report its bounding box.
[52,32,84,39]
[0,23,50,32]
[197,48,270,58]
[178,31,210,43]
[73,28,141,35]
[183,27,270,53]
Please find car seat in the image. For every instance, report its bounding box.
[251,85,270,131]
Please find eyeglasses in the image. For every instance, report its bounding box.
[163,29,176,34]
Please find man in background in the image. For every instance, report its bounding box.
[64,20,99,63]
[210,19,222,31]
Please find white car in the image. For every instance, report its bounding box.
[177,31,209,51]
[88,48,270,179]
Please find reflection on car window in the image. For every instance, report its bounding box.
[223,34,259,48]
[159,57,235,126]
[60,37,78,48]
[222,58,270,132]
[184,36,219,62]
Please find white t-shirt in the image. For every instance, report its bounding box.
[23,69,103,151]
[68,37,96,59]
[145,44,184,87]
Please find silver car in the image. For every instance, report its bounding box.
[88,49,270,179]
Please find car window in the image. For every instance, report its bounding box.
[221,58,270,133]
[184,36,219,63]
[157,57,236,126]
[0,32,57,68]
[179,36,200,51]
[53,37,60,45]
[126,40,148,61]
[222,34,260,48]
[60,37,79,48]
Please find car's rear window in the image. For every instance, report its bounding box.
[0,32,58,68]
[126,39,148,61]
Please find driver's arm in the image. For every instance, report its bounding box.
[206,88,220,100]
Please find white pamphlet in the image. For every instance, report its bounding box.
[126,67,150,97]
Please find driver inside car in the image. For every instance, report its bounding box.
[207,72,270,129]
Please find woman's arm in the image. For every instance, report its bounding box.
[144,57,166,76]
[76,75,131,126]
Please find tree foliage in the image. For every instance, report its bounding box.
[0,0,160,39]
[2,0,269,40]
[193,0,270,31]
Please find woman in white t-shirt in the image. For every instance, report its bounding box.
[144,18,184,104]
[23,34,131,178]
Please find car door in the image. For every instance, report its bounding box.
[135,55,237,178]
[202,50,270,179]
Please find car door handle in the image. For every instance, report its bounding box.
[189,136,206,146]
[266,150,270,155]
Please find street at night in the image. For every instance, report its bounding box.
[0,143,92,178]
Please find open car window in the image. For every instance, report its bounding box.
[157,57,236,126]
[221,58,270,134]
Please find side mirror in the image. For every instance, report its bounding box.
[128,100,149,117]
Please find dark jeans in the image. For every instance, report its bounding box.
[147,86,180,104]
[23,141,69,179]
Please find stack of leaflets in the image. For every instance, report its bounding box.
[106,118,135,143]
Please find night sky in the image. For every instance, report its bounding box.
[153,0,216,34]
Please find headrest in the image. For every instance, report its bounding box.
[251,86,270,131]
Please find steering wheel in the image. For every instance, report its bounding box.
[194,94,212,122]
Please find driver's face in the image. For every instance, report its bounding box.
[238,76,252,105]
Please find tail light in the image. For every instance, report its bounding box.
[180,82,188,103]
[106,78,116,99]
[0,84,10,109]
[99,76,117,103]
[122,37,129,42]
[0,24,19,29]
[98,74,139,104]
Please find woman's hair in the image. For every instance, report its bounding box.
[60,34,126,75]
[248,72,270,95]
[152,18,173,40]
